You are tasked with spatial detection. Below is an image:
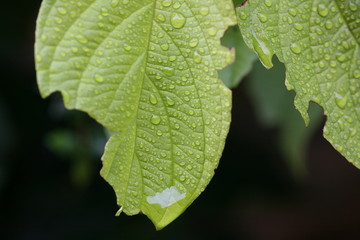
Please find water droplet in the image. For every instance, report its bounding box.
[325,20,333,30]
[207,27,217,36]
[349,2,358,11]
[150,115,161,125]
[123,44,132,51]
[162,0,172,7]
[94,74,104,83]
[71,47,79,53]
[166,96,175,106]
[57,7,67,15]
[293,23,303,31]
[335,53,346,62]
[54,17,62,24]
[344,115,353,123]
[342,42,350,50]
[161,44,169,51]
[157,13,166,22]
[194,51,202,64]
[330,60,337,67]
[288,8,297,16]
[189,38,198,48]
[122,0,129,4]
[41,35,48,43]
[338,120,345,131]
[75,34,88,44]
[101,7,109,16]
[252,34,273,68]
[349,128,357,137]
[334,92,347,109]
[264,0,272,7]
[335,144,343,152]
[239,11,247,20]
[353,70,360,78]
[170,12,186,29]
[317,4,329,17]
[326,73,333,80]
[173,2,181,9]
[149,94,157,105]
[290,43,301,54]
[111,0,120,7]
[169,56,177,62]
[258,13,268,22]
[35,55,42,63]
[180,176,186,182]
[156,130,163,136]
[163,66,174,76]
[199,6,209,16]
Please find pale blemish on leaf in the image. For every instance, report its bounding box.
[147,186,186,208]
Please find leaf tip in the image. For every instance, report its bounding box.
[115,206,123,217]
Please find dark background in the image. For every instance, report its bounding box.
[1,1,360,239]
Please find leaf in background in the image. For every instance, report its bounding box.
[35,0,236,229]
[248,59,323,178]
[237,0,360,167]
[219,26,257,88]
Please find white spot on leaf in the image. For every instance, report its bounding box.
[147,186,186,208]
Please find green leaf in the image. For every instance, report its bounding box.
[35,0,236,229]
[248,59,323,179]
[237,0,360,167]
[219,26,257,88]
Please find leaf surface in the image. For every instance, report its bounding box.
[237,0,360,166]
[35,0,236,229]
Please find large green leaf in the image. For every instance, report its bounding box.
[237,0,360,167]
[35,0,236,229]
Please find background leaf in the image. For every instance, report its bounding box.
[248,58,323,179]
[35,0,236,229]
[219,26,257,88]
[237,0,360,167]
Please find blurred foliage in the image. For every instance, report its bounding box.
[44,95,107,188]
[248,59,323,178]
[219,26,257,88]
[220,25,323,178]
